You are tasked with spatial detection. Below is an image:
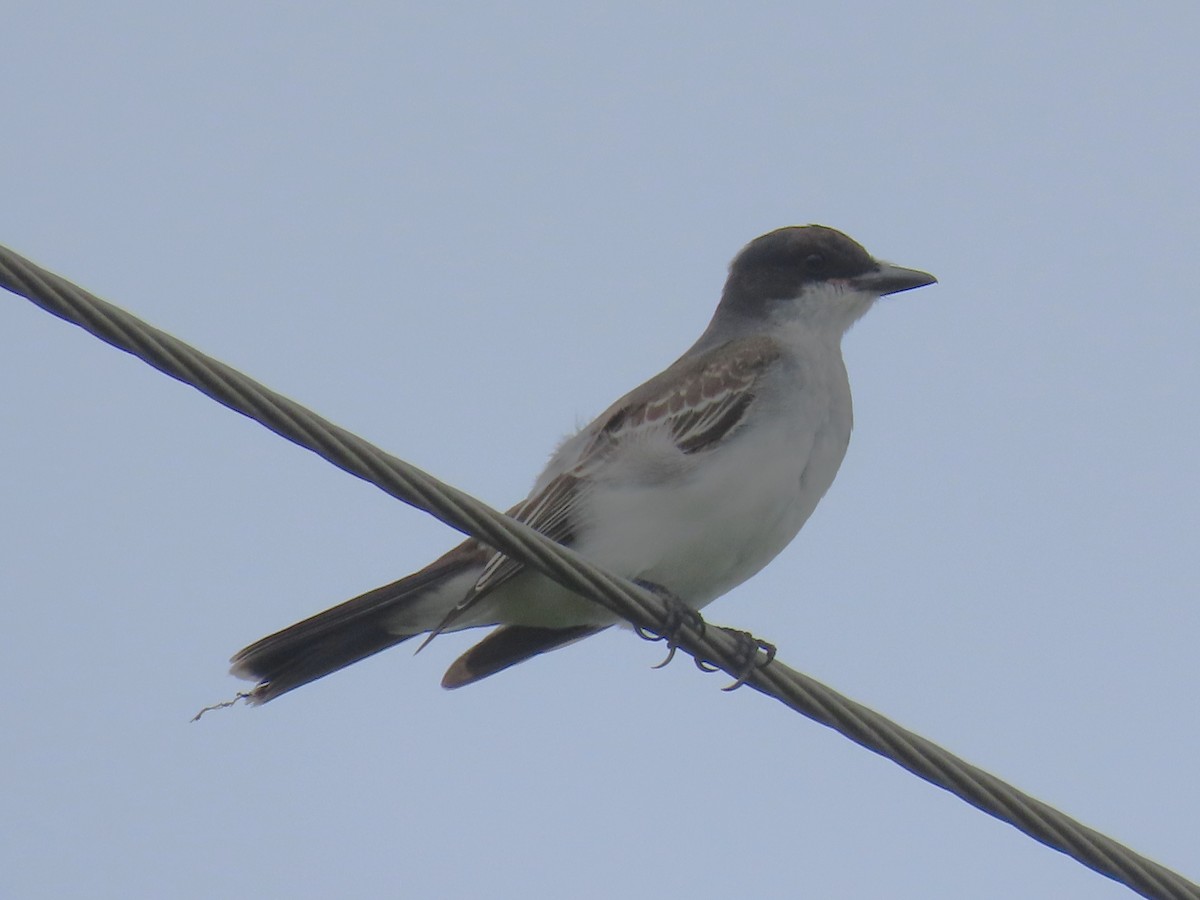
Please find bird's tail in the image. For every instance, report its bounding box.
[230,545,481,704]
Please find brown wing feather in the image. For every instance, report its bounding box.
[441,624,607,688]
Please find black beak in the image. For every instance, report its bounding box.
[854,262,938,296]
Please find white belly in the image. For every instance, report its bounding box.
[580,407,848,608]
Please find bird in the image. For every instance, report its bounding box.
[229,225,936,703]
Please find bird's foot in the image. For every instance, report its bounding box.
[710,628,776,691]
[631,579,706,669]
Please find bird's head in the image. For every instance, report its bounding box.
[717,225,937,337]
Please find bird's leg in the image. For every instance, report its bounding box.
[714,628,777,691]
[632,579,706,669]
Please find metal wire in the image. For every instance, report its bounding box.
[1,242,1195,900]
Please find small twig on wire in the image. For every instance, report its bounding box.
[2,243,1196,900]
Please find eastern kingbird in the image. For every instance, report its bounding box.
[231,225,936,702]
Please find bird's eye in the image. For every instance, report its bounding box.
[804,253,826,273]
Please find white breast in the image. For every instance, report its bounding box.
[576,334,853,609]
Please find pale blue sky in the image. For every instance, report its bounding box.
[2,4,1197,898]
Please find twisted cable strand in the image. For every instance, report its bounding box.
[2,244,1195,900]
